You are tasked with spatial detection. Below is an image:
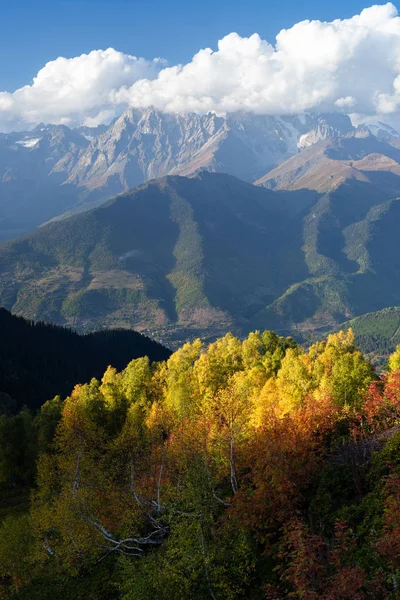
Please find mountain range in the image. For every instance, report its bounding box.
[3,110,400,346]
[0,108,377,242]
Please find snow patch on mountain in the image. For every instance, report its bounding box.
[362,121,400,139]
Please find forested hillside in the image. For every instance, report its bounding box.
[297,307,400,368]
[2,328,400,598]
[337,307,400,367]
[0,308,171,412]
[3,167,400,347]
[0,172,308,345]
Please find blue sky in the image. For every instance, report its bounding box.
[1,0,375,92]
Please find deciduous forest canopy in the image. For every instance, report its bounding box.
[1,327,400,599]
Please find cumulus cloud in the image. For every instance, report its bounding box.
[335,97,356,109]
[0,48,163,131]
[3,3,400,130]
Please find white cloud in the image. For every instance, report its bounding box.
[3,4,400,130]
[0,48,163,131]
[335,96,356,109]
[83,109,118,128]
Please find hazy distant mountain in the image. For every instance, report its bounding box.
[0,108,382,242]
[0,124,90,240]
[358,120,400,141]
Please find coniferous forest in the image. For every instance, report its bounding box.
[0,308,171,412]
[2,327,400,599]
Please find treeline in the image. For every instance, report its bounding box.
[1,329,400,598]
[0,308,171,412]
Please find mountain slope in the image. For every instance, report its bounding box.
[251,133,400,333]
[256,133,400,193]
[3,168,400,344]
[0,172,309,345]
[335,307,400,366]
[253,191,400,333]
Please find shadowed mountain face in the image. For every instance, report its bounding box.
[0,173,311,345]
[2,167,400,346]
[0,109,371,242]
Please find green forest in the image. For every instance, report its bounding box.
[1,328,400,599]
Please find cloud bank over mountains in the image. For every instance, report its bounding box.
[3,3,400,131]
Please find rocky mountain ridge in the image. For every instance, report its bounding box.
[0,108,391,241]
